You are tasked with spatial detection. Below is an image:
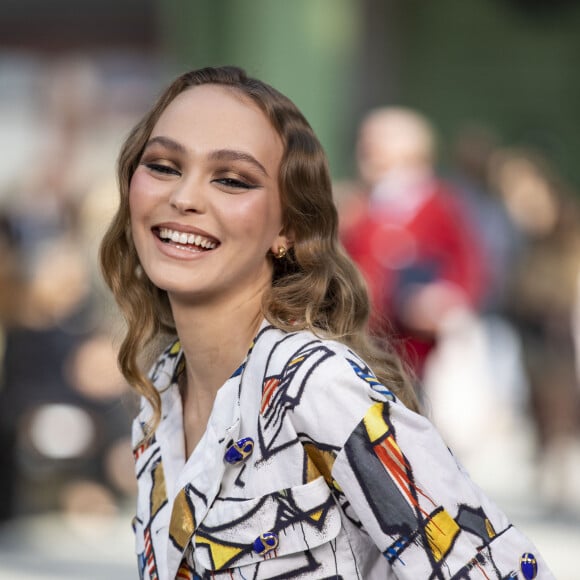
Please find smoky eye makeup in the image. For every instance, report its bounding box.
[209,161,264,189]
[212,166,262,189]
[139,143,183,175]
[213,176,258,190]
[144,162,181,176]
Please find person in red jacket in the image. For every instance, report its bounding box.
[341,107,488,379]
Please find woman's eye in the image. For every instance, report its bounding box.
[214,177,255,190]
[143,162,181,176]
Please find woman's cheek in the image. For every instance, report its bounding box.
[129,171,157,216]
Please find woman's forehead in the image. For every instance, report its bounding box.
[151,84,283,165]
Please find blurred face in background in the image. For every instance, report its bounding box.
[356,107,435,187]
[491,155,559,237]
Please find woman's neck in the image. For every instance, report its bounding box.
[170,292,264,399]
[170,294,263,457]
[169,292,265,458]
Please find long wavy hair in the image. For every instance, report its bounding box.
[100,66,419,431]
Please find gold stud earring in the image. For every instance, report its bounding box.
[275,246,287,259]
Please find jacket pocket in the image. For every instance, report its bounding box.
[193,475,341,572]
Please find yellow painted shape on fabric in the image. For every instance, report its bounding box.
[170,340,181,355]
[425,509,460,562]
[151,461,167,517]
[169,488,196,550]
[485,518,496,539]
[196,536,244,570]
[290,355,305,365]
[305,454,321,483]
[363,403,390,443]
[310,509,323,522]
[304,443,336,484]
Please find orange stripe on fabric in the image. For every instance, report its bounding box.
[374,440,432,519]
[260,378,279,414]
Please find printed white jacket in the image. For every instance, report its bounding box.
[131,322,553,579]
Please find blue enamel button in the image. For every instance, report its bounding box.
[253,531,278,555]
[520,552,538,579]
[224,437,254,464]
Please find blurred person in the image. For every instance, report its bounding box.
[490,148,580,511]
[420,126,533,489]
[100,66,552,579]
[0,230,93,518]
[0,229,128,517]
[0,228,133,520]
[448,124,524,314]
[341,107,488,381]
[0,56,133,521]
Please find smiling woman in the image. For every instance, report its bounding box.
[99,66,553,579]
[128,84,286,314]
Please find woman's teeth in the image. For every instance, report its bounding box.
[158,227,217,249]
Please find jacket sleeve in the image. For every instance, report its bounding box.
[290,344,554,579]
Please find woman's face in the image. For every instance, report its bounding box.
[129,84,287,308]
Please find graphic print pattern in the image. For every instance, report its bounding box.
[131,323,553,579]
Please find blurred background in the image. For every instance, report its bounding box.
[0,1,579,578]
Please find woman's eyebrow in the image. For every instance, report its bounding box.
[208,149,269,177]
[143,138,269,177]
[144,136,187,154]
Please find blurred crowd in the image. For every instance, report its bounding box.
[0,55,162,524]
[338,106,580,512]
[1,56,579,529]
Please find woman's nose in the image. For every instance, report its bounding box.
[169,180,205,214]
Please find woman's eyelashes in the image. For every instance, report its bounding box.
[213,176,258,190]
[143,161,181,176]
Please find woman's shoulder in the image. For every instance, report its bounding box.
[255,323,356,364]
[254,324,396,402]
[250,325,400,450]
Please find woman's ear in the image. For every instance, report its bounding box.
[270,229,294,256]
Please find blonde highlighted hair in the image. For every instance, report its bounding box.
[100,66,419,431]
